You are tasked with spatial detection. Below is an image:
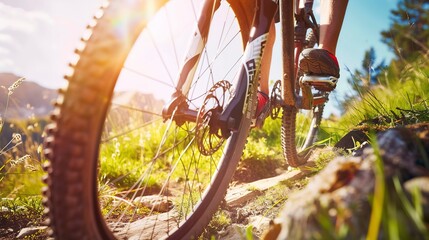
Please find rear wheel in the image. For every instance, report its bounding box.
[43,0,254,239]
[281,102,325,167]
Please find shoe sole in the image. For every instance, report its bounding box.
[299,50,340,78]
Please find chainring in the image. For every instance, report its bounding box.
[270,80,282,119]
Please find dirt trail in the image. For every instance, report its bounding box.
[213,150,332,239]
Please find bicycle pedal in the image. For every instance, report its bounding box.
[313,95,328,106]
[300,75,338,91]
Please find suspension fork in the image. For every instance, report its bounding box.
[175,0,221,94]
[280,0,317,108]
[162,0,220,122]
[280,0,296,107]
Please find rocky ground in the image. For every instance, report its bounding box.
[0,213,49,239]
[2,123,429,239]
[225,123,429,240]
[208,149,330,240]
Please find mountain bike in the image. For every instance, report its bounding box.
[43,0,337,239]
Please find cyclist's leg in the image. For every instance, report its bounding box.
[233,0,276,126]
[254,21,275,126]
[259,21,276,95]
[298,0,348,80]
[232,0,275,96]
[319,0,349,54]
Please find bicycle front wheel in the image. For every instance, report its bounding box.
[43,0,254,239]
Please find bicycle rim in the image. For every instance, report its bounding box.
[43,0,253,239]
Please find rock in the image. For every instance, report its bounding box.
[16,226,47,239]
[132,195,173,212]
[248,216,271,236]
[334,129,369,151]
[220,224,256,240]
[404,177,429,221]
[404,177,429,197]
[263,124,429,240]
[272,156,372,240]
[226,168,312,208]
[115,211,178,240]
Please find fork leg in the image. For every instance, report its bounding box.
[280,0,296,107]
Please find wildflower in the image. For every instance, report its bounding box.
[37,145,43,154]
[26,165,37,171]
[17,154,31,163]
[139,133,145,147]
[114,141,121,158]
[10,154,30,167]
[8,77,25,96]
[12,133,22,144]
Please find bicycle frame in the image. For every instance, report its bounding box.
[163,0,318,131]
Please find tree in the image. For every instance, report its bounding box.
[381,0,429,61]
[348,47,385,93]
[340,47,385,113]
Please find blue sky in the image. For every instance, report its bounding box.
[336,0,398,91]
[327,0,400,114]
[0,0,400,115]
[339,0,399,72]
[265,0,400,115]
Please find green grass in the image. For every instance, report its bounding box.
[0,77,47,238]
[316,56,429,239]
[99,120,226,190]
[366,132,429,240]
[336,56,429,132]
[200,209,232,239]
[0,122,48,209]
[0,129,46,237]
[316,56,429,147]
[309,148,340,172]
[2,55,428,239]
[0,120,46,199]
[256,183,290,218]
[0,168,44,198]
[99,133,162,189]
[0,196,45,237]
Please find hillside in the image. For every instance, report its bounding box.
[0,73,57,119]
[0,73,165,122]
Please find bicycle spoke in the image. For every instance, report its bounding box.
[122,66,176,89]
[147,27,176,86]
[165,8,180,69]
